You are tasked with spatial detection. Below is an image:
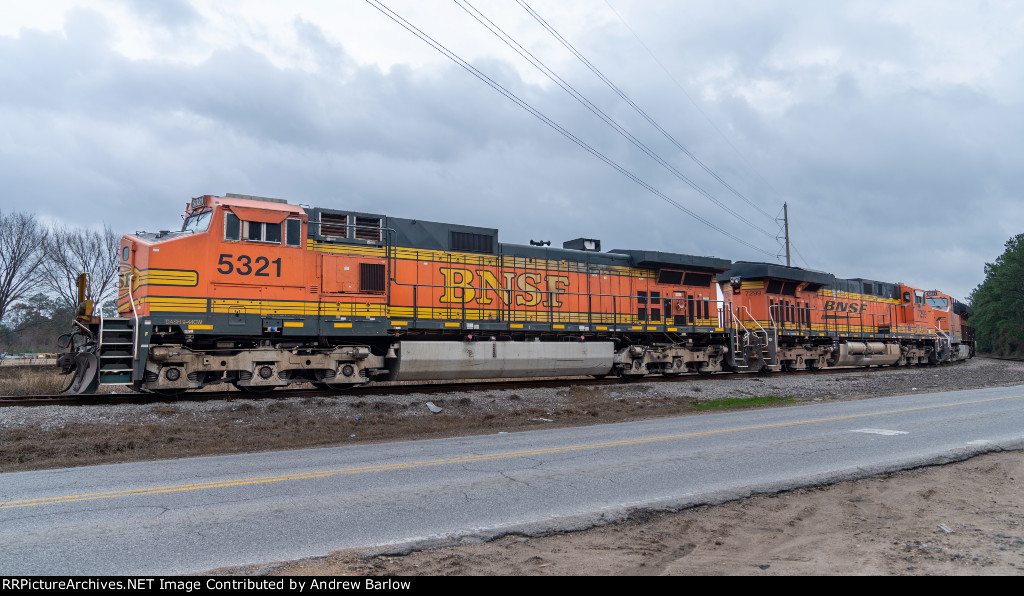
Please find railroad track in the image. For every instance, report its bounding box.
[0,363,948,408]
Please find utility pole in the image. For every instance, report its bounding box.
[783,202,791,267]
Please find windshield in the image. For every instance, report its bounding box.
[926,296,949,310]
[182,209,213,233]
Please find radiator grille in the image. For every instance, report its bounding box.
[360,263,386,293]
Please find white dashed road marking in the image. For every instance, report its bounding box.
[850,428,909,436]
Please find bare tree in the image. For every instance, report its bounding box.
[0,210,47,323]
[42,224,121,312]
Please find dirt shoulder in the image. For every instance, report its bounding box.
[3,358,1024,575]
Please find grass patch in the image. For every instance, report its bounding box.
[0,366,67,396]
[695,394,795,410]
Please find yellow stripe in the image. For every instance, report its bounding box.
[145,298,208,314]
[137,294,731,330]
[390,321,408,326]
[283,322,304,328]
[444,322,461,328]
[144,296,675,326]
[334,323,352,328]
[188,324,213,330]
[510,324,523,329]
[140,270,198,286]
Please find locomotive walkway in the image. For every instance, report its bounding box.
[2,384,1022,575]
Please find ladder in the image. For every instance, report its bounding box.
[97,317,135,385]
[933,325,952,363]
[730,307,777,371]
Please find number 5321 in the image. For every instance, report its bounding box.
[217,254,282,277]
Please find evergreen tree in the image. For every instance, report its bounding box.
[0,293,74,354]
[968,233,1024,356]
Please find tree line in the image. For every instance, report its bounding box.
[0,209,120,354]
[968,233,1024,357]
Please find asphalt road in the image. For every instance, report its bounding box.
[2,384,1023,575]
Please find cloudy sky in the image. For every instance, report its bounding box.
[2,0,1022,300]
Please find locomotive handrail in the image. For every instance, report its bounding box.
[931,324,953,362]
[388,277,723,328]
[729,305,755,354]
[729,304,749,335]
[737,306,767,336]
[97,302,105,354]
[764,304,895,336]
[127,273,139,361]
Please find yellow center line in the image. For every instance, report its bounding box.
[3,394,1020,510]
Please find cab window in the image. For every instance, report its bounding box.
[244,221,282,244]
[183,209,213,233]
[286,219,301,247]
[225,212,241,240]
[225,212,301,246]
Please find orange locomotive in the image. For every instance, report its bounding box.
[59,194,974,394]
[60,193,736,393]
[723,262,974,372]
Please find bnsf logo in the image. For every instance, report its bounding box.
[439,268,570,307]
[823,300,869,314]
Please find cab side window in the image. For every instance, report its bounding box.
[225,212,241,241]
[225,212,301,246]
[241,221,281,244]
[286,219,301,247]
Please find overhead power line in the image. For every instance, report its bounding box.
[601,0,814,266]
[454,0,777,240]
[602,0,789,211]
[363,0,776,257]
[517,0,777,222]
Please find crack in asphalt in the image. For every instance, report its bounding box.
[500,471,531,487]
